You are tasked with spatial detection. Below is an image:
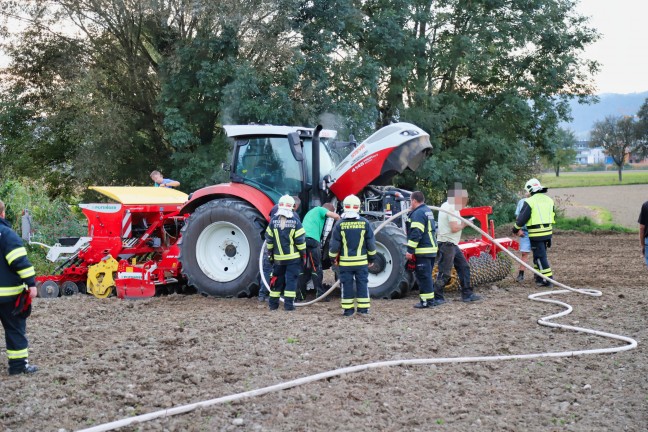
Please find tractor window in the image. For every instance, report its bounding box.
[235,137,303,200]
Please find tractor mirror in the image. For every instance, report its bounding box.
[287,132,304,161]
[221,163,231,172]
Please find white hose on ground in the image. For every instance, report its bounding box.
[77,206,638,432]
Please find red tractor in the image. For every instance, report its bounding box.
[177,122,516,299]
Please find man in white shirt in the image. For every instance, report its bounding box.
[432,184,482,304]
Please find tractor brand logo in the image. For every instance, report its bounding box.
[350,144,367,159]
[80,204,122,213]
[351,154,377,173]
[117,272,143,280]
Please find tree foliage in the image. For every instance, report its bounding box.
[590,115,641,182]
[543,128,577,177]
[1,0,600,213]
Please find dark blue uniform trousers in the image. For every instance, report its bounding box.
[0,300,29,372]
[268,262,301,310]
[340,266,370,311]
[414,256,435,301]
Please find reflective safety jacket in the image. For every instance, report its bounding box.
[514,193,555,241]
[328,217,377,268]
[406,204,438,257]
[265,215,306,263]
[0,218,36,302]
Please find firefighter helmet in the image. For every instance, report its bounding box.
[525,178,544,193]
[342,195,361,212]
[278,195,295,210]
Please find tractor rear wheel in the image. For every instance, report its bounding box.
[368,222,411,299]
[179,198,266,297]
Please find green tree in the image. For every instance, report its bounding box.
[590,115,640,182]
[544,128,577,176]
[635,98,648,159]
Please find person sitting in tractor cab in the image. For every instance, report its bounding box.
[264,195,306,311]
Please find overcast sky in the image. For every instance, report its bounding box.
[575,0,648,94]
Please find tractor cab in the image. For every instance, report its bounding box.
[224,125,340,217]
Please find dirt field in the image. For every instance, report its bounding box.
[1,231,646,432]
[550,184,648,228]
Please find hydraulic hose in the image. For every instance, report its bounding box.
[78,206,637,432]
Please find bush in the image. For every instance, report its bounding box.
[0,178,85,275]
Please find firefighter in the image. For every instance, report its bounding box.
[265,195,307,311]
[0,200,38,375]
[512,178,555,287]
[406,191,438,309]
[328,195,377,316]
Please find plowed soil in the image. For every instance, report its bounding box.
[2,232,647,432]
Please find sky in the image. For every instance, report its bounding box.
[1,1,647,95]
[574,0,648,94]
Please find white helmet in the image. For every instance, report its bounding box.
[525,178,544,193]
[276,195,295,218]
[343,195,361,212]
[278,195,295,210]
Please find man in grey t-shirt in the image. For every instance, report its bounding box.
[432,183,481,304]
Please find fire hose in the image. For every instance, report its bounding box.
[77,207,638,432]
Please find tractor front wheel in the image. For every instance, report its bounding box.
[179,198,266,297]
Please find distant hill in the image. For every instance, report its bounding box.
[561,91,648,139]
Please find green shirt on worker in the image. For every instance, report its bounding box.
[301,206,328,241]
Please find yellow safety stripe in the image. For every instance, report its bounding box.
[357,230,365,257]
[6,247,27,265]
[357,297,370,308]
[295,228,305,238]
[17,266,36,279]
[269,291,281,297]
[296,243,306,251]
[341,299,355,309]
[420,292,434,301]
[0,285,26,296]
[274,229,284,256]
[284,290,296,298]
[341,231,349,257]
[410,221,425,231]
[289,229,295,256]
[528,227,552,237]
[407,239,419,248]
[273,252,301,261]
[367,249,376,256]
[7,348,28,359]
[329,251,338,258]
[415,246,437,254]
[339,259,368,266]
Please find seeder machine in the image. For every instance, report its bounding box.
[35,187,187,299]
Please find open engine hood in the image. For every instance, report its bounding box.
[328,123,432,198]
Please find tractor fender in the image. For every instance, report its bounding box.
[180,183,274,219]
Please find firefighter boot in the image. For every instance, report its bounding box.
[413,300,429,309]
[268,298,280,311]
[284,298,296,311]
[342,309,355,317]
[9,361,38,375]
[357,308,369,315]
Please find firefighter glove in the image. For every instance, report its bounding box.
[405,255,416,273]
[12,288,32,319]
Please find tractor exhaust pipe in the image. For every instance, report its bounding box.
[311,125,323,208]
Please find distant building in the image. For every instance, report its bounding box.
[574,141,606,165]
